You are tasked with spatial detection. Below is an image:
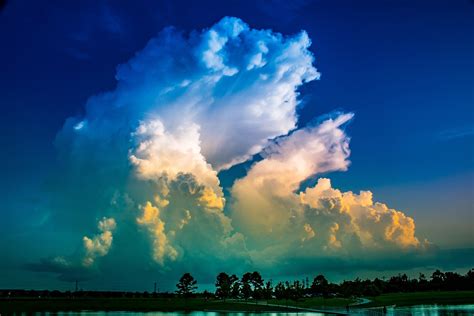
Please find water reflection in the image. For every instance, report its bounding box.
[349,304,474,315]
[26,313,326,316]
[17,306,474,316]
[390,304,474,315]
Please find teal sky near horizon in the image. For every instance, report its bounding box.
[0,0,473,291]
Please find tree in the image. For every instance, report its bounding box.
[231,278,241,298]
[250,271,264,299]
[466,269,474,285]
[311,274,329,297]
[176,273,197,297]
[284,281,292,303]
[431,269,446,290]
[241,273,253,300]
[274,282,286,300]
[445,272,462,290]
[215,272,238,301]
[263,280,273,299]
[291,280,304,301]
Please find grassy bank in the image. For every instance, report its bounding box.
[363,290,474,307]
[0,297,293,313]
[269,297,354,308]
[2,291,473,312]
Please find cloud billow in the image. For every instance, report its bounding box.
[33,17,432,285]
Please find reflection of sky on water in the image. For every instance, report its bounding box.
[30,312,327,316]
[25,307,474,316]
[386,304,474,316]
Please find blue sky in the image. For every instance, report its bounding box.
[0,0,473,290]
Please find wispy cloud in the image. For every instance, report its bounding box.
[437,126,474,141]
[64,47,91,60]
[100,2,122,34]
[65,1,123,60]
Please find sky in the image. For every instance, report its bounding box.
[0,0,473,291]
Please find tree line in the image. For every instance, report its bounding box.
[176,268,474,300]
[2,268,472,299]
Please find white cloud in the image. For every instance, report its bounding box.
[112,16,319,171]
[129,119,221,192]
[230,113,423,267]
[230,113,353,242]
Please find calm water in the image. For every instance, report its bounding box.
[17,306,474,316]
[388,304,474,315]
[15,313,325,316]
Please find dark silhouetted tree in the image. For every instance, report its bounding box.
[215,272,238,301]
[250,271,264,299]
[466,269,474,286]
[431,269,446,290]
[274,282,286,300]
[176,273,197,297]
[444,272,463,290]
[263,280,273,299]
[231,278,241,298]
[241,273,252,300]
[311,274,329,297]
[291,280,304,301]
[418,273,428,290]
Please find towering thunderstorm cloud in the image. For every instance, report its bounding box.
[36,17,428,283]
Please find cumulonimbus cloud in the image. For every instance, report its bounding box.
[33,17,429,283]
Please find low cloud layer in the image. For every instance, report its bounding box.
[30,17,442,286]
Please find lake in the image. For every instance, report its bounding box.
[388,304,474,315]
[13,305,474,316]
